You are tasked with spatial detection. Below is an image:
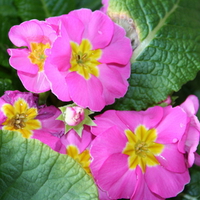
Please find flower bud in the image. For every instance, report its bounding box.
[64,106,84,126]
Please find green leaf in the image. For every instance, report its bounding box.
[13,0,76,20]
[75,0,102,10]
[107,0,200,110]
[0,79,14,96]
[0,130,98,200]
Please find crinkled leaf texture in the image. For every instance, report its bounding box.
[107,0,200,111]
[0,130,98,200]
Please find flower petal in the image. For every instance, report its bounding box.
[145,165,190,198]
[100,24,132,65]
[66,72,105,111]
[95,153,136,199]
[7,48,38,74]
[17,71,50,93]
[156,143,187,173]
[116,106,163,132]
[156,106,187,144]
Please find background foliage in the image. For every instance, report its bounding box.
[0,0,200,199]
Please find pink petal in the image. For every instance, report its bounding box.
[180,95,199,116]
[60,127,92,152]
[95,153,136,199]
[116,106,164,132]
[44,62,71,101]
[194,153,200,166]
[156,106,187,144]
[46,35,71,72]
[145,165,190,198]
[69,9,114,49]
[131,167,164,200]
[91,110,128,136]
[90,126,127,177]
[7,48,38,74]
[98,64,129,105]
[156,143,187,173]
[100,24,132,65]
[60,15,84,44]
[9,20,49,48]
[17,70,50,93]
[32,130,65,153]
[66,72,105,111]
[185,126,200,167]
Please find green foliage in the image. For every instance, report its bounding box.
[0,130,98,200]
[108,0,200,111]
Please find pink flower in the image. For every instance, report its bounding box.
[90,106,190,199]
[45,8,132,111]
[0,90,65,151]
[57,126,93,174]
[179,95,200,167]
[7,20,58,93]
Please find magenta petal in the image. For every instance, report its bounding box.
[9,20,45,47]
[32,130,65,153]
[100,24,132,65]
[60,127,92,152]
[46,35,71,72]
[95,153,136,199]
[66,73,105,111]
[180,95,199,115]
[91,110,128,136]
[145,166,190,198]
[116,106,163,132]
[194,153,200,166]
[61,15,84,44]
[87,10,114,49]
[70,9,114,49]
[7,48,38,74]
[156,143,186,173]
[156,106,187,144]
[44,62,71,101]
[131,167,164,200]
[90,126,127,177]
[98,64,129,105]
[18,71,50,93]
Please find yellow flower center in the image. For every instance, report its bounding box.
[67,145,91,175]
[28,42,50,71]
[1,98,41,138]
[70,39,102,80]
[123,125,164,173]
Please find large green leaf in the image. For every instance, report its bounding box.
[107,0,200,110]
[0,130,98,200]
[13,0,76,20]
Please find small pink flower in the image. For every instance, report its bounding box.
[0,90,65,151]
[179,95,200,167]
[90,106,190,199]
[7,20,58,93]
[64,106,85,126]
[45,8,132,111]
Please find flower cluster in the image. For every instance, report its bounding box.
[8,8,132,112]
[1,2,200,200]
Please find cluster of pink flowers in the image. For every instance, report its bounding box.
[1,2,200,200]
[8,8,132,112]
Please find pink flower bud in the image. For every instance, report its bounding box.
[64,106,85,126]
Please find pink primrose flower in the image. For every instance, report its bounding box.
[45,8,132,111]
[179,95,200,167]
[57,126,93,174]
[7,20,58,93]
[0,90,65,151]
[90,106,190,200]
